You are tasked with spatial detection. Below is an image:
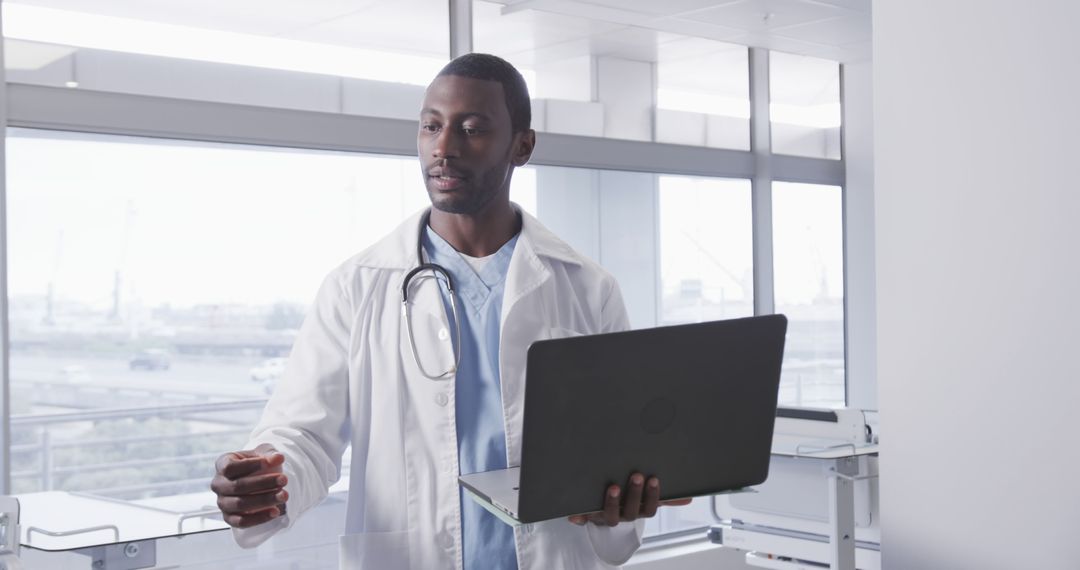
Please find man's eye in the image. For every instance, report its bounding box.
[421,124,439,133]
[463,127,481,135]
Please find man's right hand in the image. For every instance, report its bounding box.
[211,443,289,528]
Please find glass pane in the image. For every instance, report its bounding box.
[659,176,754,325]
[772,182,845,408]
[657,42,749,150]
[5,128,467,502]
[2,1,449,118]
[530,165,657,329]
[474,1,750,149]
[510,166,537,216]
[769,51,841,159]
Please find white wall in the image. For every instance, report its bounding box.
[875,1,1080,569]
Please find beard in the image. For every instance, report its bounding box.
[428,183,499,215]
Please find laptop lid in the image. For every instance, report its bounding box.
[516,314,787,523]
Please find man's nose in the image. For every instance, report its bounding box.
[432,129,460,159]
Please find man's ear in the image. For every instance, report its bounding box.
[511,129,536,167]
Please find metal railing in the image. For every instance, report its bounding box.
[9,399,268,498]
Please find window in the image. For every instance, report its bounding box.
[6,128,536,500]
[772,182,845,407]
[473,1,750,149]
[770,51,842,159]
[657,43,750,150]
[1,8,856,554]
[659,176,754,325]
[2,1,449,119]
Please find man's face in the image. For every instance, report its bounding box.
[418,75,528,215]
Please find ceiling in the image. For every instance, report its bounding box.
[6,0,871,64]
[487,0,871,63]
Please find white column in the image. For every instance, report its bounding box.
[841,60,876,410]
[749,48,774,316]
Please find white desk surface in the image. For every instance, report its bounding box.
[16,490,228,552]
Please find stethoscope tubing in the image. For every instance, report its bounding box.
[400,214,462,380]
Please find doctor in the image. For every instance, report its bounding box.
[211,53,689,569]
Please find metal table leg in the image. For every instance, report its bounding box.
[827,457,858,570]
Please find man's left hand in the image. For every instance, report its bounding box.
[567,472,692,526]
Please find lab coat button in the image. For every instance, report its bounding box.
[437,328,450,341]
[440,533,454,549]
[435,393,449,407]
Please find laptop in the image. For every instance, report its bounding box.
[458,314,788,525]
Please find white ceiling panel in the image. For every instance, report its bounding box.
[642,15,748,43]
[475,0,624,58]
[490,0,869,62]
[551,0,743,17]
[772,14,871,45]
[5,0,376,37]
[283,0,449,57]
[805,0,870,13]
[6,0,871,67]
[690,0,847,32]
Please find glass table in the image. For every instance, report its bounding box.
[3,491,229,569]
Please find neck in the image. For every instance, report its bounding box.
[428,199,521,257]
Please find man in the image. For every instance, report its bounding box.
[211,53,688,569]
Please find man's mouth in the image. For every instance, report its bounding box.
[430,174,466,191]
[428,168,468,191]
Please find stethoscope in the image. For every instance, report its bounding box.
[400,212,462,380]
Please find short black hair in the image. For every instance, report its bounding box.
[436,53,531,133]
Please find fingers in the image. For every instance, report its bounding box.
[621,473,645,521]
[640,476,661,518]
[224,505,282,529]
[570,474,689,528]
[215,447,283,484]
[211,472,287,497]
[218,489,289,516]
[212,446,288,529]
[602,485,621,527]
[220,456,270,480]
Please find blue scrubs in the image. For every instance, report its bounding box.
[423,226,520,570]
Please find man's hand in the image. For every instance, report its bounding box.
[211,443,289,528]
[567,473,693,526]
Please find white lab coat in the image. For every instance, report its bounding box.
[234,207,645,569]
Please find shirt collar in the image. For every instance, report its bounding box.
[353,205,584,270]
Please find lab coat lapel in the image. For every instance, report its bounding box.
[498,228,551,469]
[499,208,591,467]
